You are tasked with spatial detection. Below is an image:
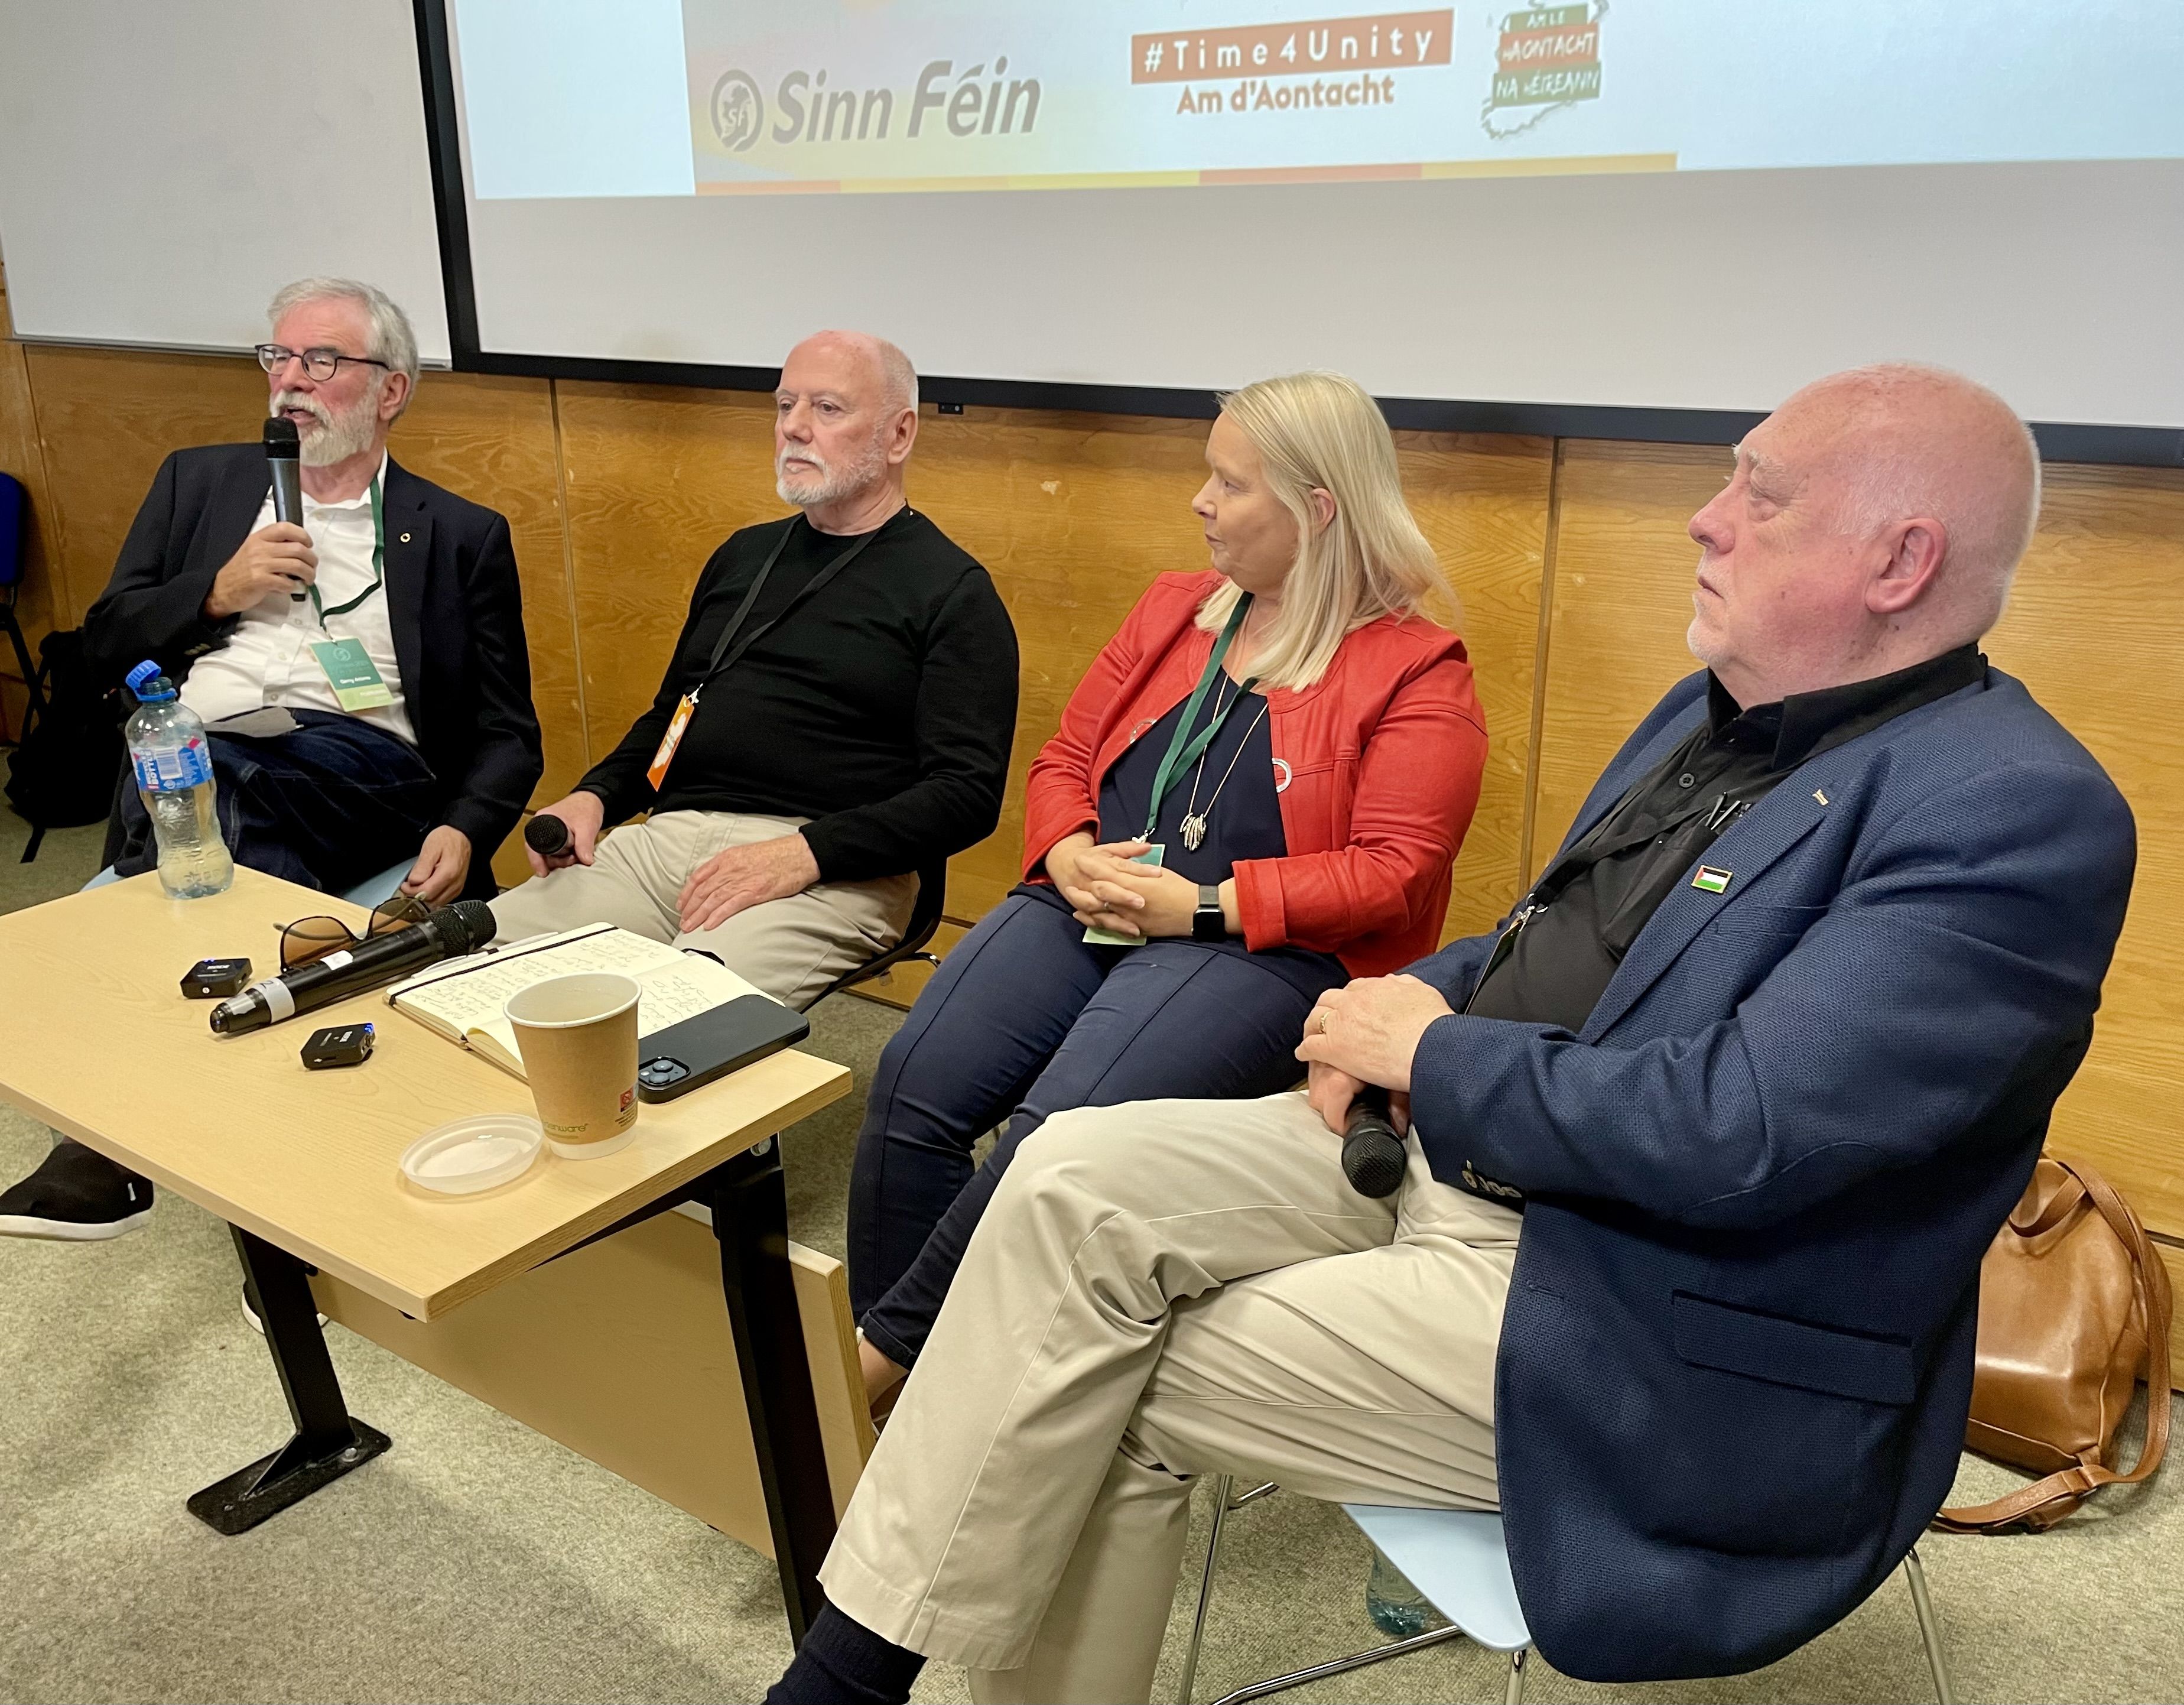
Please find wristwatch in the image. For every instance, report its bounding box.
[1192,884,1227,942]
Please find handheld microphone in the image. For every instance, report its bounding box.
[1342,1086,1408,1199]
[524,814,571,859]
[263,416,307,600]
[210,899,496,1036]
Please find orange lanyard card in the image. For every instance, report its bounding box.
[648,693,698,791]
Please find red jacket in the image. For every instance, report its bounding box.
[1021,571,1488,978]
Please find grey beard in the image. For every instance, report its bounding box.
[775,439,886,509]
[271,389,380,467]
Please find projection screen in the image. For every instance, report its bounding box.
[428,0,2184,443]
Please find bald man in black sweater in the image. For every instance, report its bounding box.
[492,332,1017,1008]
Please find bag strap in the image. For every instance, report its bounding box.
[1936,1157,2172,1532]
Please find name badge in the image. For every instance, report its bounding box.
[308,638,395,711]
[1083,843,1165,947]
[648,694,698,792]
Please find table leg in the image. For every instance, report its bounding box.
[710,1136,836,1647]
[186,1226,390,1535]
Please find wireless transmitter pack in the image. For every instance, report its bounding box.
[301,1024,375,1070]
[181,957,254,999]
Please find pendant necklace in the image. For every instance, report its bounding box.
[1179,674,1270,853]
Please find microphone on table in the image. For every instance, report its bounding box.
[524,814,571,859]
[209,899,496,1035]
[1342,1086,1408,1199]
[264,416,307,600]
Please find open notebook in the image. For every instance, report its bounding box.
[385,923,774,1080]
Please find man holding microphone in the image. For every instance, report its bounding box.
[0,277,541,1243]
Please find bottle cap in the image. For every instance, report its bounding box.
[125,660,176,703]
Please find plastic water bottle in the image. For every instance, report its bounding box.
[1366,1545,1444,1638]
[124,660,233,899]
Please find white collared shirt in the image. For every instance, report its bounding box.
[180,452,417,745]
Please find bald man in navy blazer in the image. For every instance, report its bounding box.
[761,366,2136,1705]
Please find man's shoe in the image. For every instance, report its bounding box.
[0,1141,155,1240]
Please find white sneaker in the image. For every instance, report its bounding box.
[241,1285,329,1333]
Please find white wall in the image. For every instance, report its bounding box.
[0,0,448,361]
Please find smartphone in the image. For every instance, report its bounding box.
[636,996,811,1102]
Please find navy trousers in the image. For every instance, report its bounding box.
[847,891,1328,1369]
[112,709,437,895]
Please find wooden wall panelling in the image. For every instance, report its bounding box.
[22,346,266,631]
[1981,462,2184,1236]
[387,371,586,806]
[1393,428,1554,942]
[0,271,65,739]
[1530,439,1722,872]
[552,382,788,785]
[1535,439,2184,1239]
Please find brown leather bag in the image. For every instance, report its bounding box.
[1936,1155,2172,1532]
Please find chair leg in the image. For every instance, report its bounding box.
[1504,1646,1529,1705]
[1176,1475,1234,1705]
[1903,1544,1955,1705]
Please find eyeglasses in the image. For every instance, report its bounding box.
[255,343,392,382]
[277,894,431,972]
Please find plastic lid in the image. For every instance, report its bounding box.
[125,660,176,702]
[399,1113,544,1197]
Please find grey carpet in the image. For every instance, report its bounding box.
[2,803,2179,1704]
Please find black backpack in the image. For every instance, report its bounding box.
[5,628,125,833]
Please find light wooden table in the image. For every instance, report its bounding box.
[0,867,853,1638]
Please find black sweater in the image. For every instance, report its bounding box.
[579,506,1018,882]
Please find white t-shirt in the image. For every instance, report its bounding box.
[179,453,417,745]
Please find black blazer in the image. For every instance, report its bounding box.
[83,443,543,898]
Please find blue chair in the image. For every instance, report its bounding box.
[1175,1478,1955,1705]
[84,860,412,907]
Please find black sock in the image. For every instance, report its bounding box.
[766,1603,926,1705]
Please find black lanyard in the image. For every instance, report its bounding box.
[690,512,889,703]
[1141,595,1260,842]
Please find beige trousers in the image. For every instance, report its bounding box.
[821,1090,1523,1704]
[489,810,916,1011]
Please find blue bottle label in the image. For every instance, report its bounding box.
[133,737,213,793]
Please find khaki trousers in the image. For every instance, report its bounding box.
[821,1090,1523,1704]
[489,810,916,1011]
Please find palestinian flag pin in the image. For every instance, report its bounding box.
[1692,866,1733,894]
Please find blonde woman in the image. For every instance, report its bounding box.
[846,372,1488,1410]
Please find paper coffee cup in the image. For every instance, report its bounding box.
[503,973,642,1159]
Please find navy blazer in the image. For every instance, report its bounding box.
[83,443,543,899]
[1406,664,2135,1681]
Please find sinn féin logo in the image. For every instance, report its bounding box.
[711,70,765,151]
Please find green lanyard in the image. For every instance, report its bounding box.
[308,476,385,622]
[1141,593,1261,843]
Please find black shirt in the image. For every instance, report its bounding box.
[578,508,1019,882]
[1020,675,1348,999]
[1466,646,1986,1033]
